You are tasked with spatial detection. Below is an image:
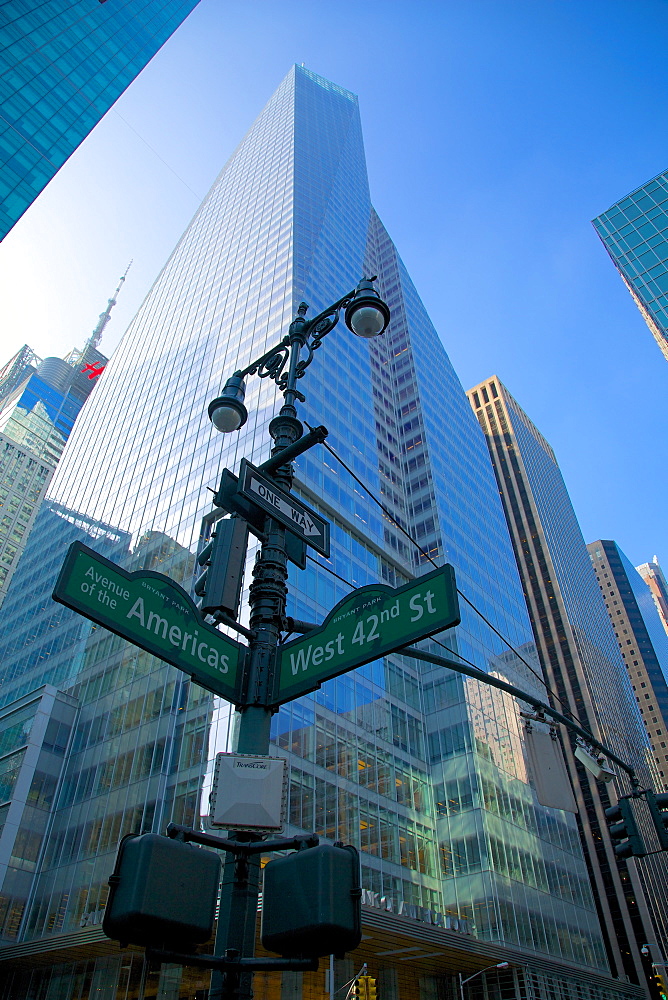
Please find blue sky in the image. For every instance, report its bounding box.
[1,0,667,570]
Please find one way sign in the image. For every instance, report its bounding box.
[238,460,330,557]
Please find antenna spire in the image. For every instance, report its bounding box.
[88,260,132,349]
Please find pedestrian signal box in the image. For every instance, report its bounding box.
[261,843,361,958]
[103,833,221,947]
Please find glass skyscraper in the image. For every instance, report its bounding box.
[637,556,668,639]
[468,376,668,986]
[592,170,668,361]
[0,67,645,1000]
[0,343,108,608]
[588,540,668,790]
[0,0,201,240]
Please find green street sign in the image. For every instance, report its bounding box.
[275,565,460,705]
[53,542,245,705]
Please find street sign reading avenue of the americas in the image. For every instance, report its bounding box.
[275,565,460,704]
[238,459,330,557]
[53,542,244,704]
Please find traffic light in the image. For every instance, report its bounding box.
[653,966,668,1000]
[366,976,377,1000]
[103,833,221,948]
[261,843,362,958]
[604,797,645,858]
[355,979,368,1000]
[194,517,247,617]
[646,791,668,850]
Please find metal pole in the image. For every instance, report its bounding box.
[329,954,335,1000]
[210,404,302,1000]
[399,646,638,784]
[138,954,150,1000]
[458,973,465,1000]
[206,283,389,1000]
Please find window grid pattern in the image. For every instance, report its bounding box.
[593,172,668,360]
[0,67,604,975]
[0,0,200,237]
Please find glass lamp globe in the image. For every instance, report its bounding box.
[345,281,390,339]
[348,304,387,338]
[208,375,247,433]
[210,399,247,432]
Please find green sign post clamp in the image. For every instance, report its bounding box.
[53,542,245,705]
[275,565,460,705]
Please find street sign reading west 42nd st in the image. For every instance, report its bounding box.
[275,565,460,705]
[238,459,330,557]
[53,542,245,705]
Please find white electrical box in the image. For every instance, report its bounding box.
[209,752,287,831]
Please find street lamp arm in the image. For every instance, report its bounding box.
[234,337,291,382]
[459,962,510,996]
[301,284,360,339]
[232,282,364,386]
[208,277,389,434]
[461,966,504,987]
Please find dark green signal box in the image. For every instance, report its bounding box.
[103,833,221,947]
[261,843,361,958]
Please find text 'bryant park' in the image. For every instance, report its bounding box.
[1,5,668,1000]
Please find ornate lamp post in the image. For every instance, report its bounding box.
[207,278,389,753]
[206,278,389,1000]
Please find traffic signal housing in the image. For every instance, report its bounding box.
[653,966,668,1000]
[646,791,668,850]
[103,833,221,948]
[361,976,377,1000]
[604,797,645,859]
[194,517,247,618]
[261,843,362,958]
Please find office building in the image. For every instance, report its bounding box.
[0,68,644,1000]
[588,541,668,791]
[637,557,668,639]
[0,272,124,606]
[0,343,108,608]
[0,0,201,239]
[0,346,41,408]
[467,376,668,987]
[592,171,668,360]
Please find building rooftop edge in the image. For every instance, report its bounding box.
[591,166,668,222]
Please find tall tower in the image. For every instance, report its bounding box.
[0,69,639,1000]
[0,1,201,239]
[637,556,668,639]
[592,171,668,361]
[0,268,125,608]
[588,541,668,791]
[467,375,668,985]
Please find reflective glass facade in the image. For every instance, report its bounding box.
[0,67,620,995]
[588,540,668,789]
[0,686,77,943]
[592,171,668,361]
[0,0,200,239]
[0,347,108,607]
[468,376,668,981]
[637,556,668,639]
